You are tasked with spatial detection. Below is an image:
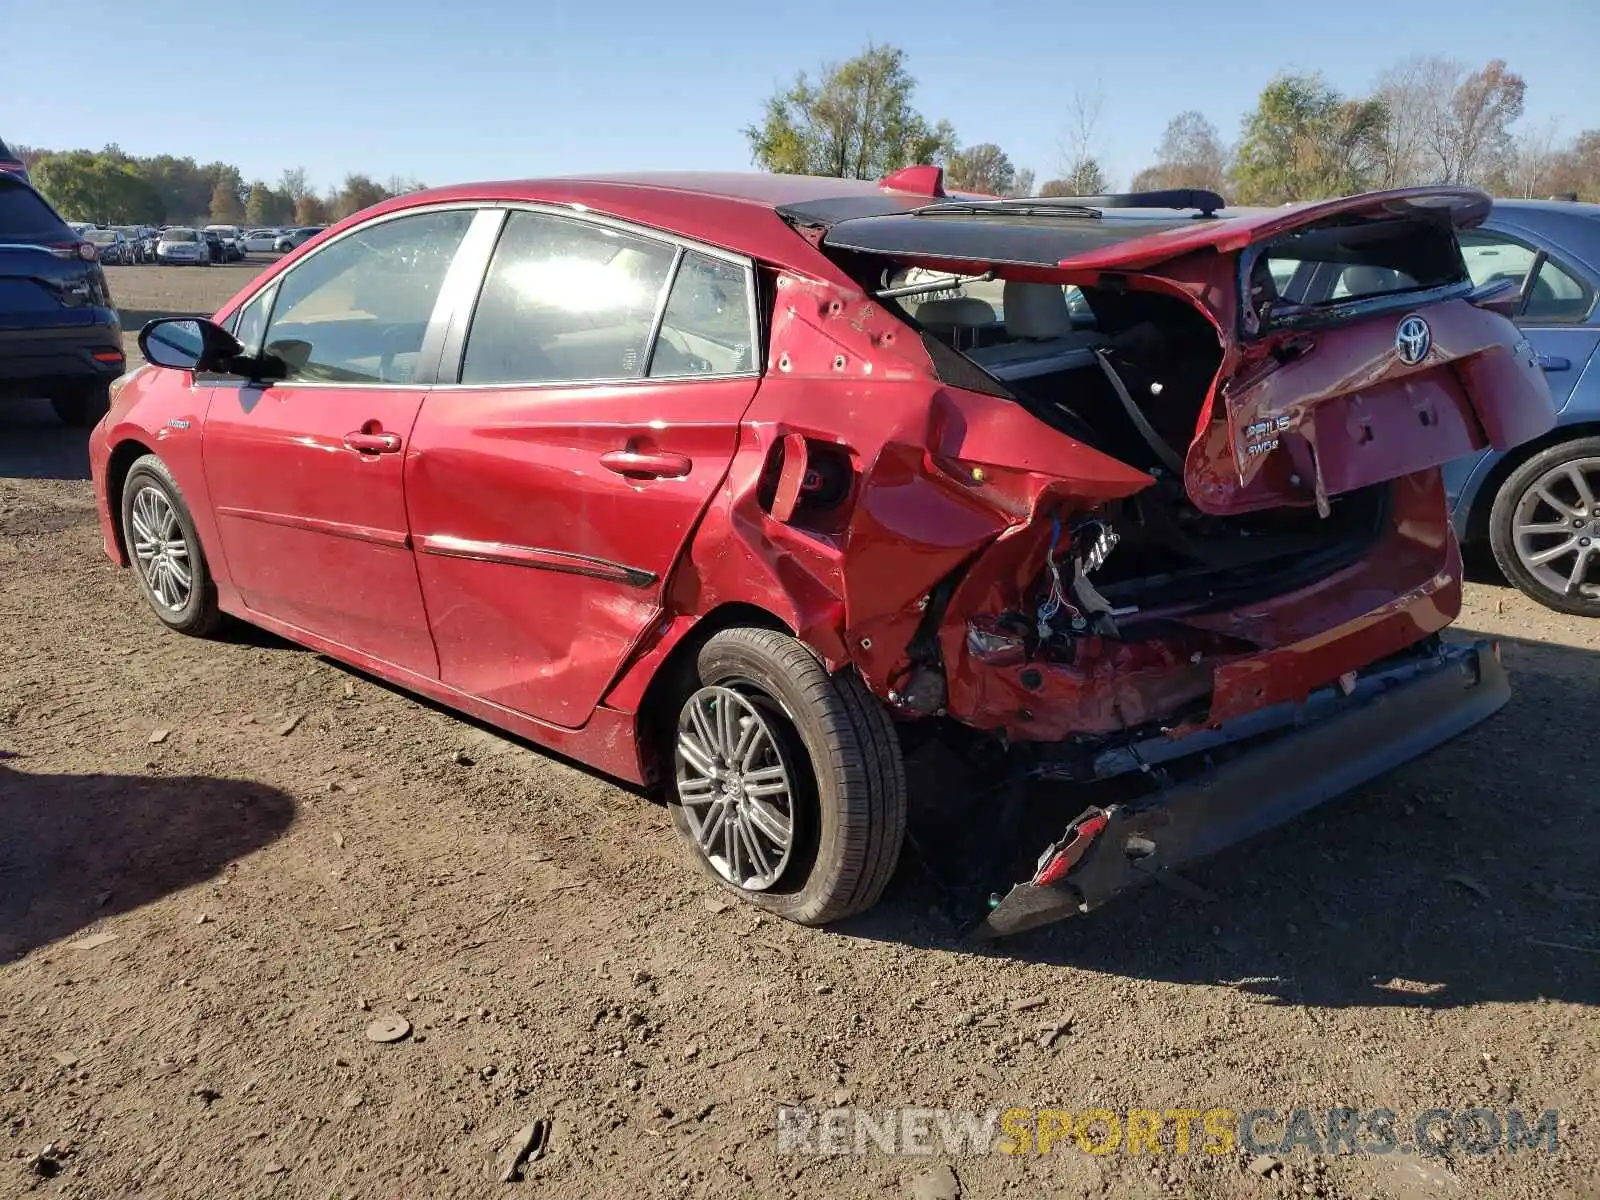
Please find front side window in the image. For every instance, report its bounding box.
[649,251,754,377]
[1524,257,1593,323]
[1459,232,1538,291]
[259,208,472,384]
[1457,230,1592,324]
[460,211,676,385]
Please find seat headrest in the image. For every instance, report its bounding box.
[1003,282,1073,340]
[1341,265,1394,296]
[913,297,997,328]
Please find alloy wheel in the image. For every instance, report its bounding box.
[674,685,797,891]
[1511,456,1600,601]
[129,484,192,612]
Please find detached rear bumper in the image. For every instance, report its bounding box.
[975,640,1508,938]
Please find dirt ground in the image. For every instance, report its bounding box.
[1,262,1596,1200]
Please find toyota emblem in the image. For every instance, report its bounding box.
[1396,315,1431,365]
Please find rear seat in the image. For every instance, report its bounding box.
[911,296,996,351]
[967,281,1104,380]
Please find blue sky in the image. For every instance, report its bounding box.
[3,0,1596,193]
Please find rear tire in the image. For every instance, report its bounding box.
[1488,436,1600,618]
[666,627,907,926]
[120,454,222,637]
[50,383,111,428]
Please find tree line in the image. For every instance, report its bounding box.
[746,46,1600,204]
[15,143,425,227]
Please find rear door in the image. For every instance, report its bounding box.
[202,205,482,675]
[405,207,759,728]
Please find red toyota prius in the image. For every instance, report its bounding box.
[89,170,1555,936]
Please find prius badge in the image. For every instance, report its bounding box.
[1395,314,1431,366]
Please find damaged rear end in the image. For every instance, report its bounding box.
[776,183,1555,934]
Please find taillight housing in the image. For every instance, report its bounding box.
[47,240,97,262]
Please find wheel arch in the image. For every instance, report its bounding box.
[619,601,796,792]
[1464,420,1600,545]
[104,436,158,565]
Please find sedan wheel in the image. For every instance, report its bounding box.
[667,627,906,925]
[1490,436,1600,617]
[120,454,221,636]
[131,486,191,612]
[676,685,799,891]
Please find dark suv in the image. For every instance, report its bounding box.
[0,174,124,425]
[0,136,27,183]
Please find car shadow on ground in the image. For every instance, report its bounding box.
[0,399,89,481]
[0,759,296,964]
[846,632,1600,1012]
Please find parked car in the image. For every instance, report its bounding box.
[0,136,28,184]
[1439,199,1600,616]
[273,226,323,252]
[131,226,157,262]
[111,227,146,263]
[89,172,1555,934]
[0,174,122,424]
[155,226,210,265]
[85,228,134,265]
[241,228,282,253]
[204,224,244,261]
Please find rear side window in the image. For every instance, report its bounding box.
[460,211,676,385]
[0,181,68,242]
[649,251,754,378]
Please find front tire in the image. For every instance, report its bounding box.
[667,627,906,926]
[1489,436,1600,617]
[120,455,222,637]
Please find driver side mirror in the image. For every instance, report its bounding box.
[138,316,248,375]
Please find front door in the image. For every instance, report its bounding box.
[404,209,760,727]
[202,206,477,675]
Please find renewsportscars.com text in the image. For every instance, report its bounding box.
[774,1106,1560,1158]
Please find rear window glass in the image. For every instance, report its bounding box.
[1251,216,1467,330]
[0,181,67,240]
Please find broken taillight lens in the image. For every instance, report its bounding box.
[1032,811,1110,888]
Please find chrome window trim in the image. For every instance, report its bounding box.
[427,370,762,394]
[439,201,762,390]
[217,197,764,393]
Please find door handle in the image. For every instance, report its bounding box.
[344,430,402,454]
[599,449,692,479]
[1537,353,1571,371]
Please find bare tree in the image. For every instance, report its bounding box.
[1425,59,1527,185]
[278,167,310,204]
[1054,84,1113,195]
[1372,55,1458,186]
[1007,167,1036,198]
[1501,118,1565,198]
